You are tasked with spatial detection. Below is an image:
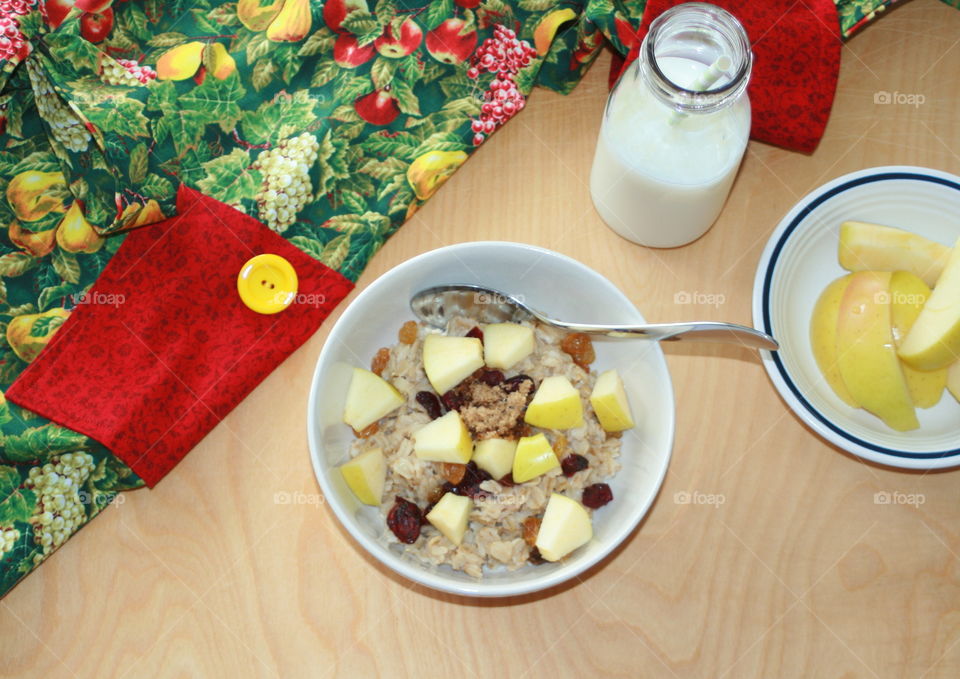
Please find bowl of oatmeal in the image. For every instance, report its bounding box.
[307,242,674,597]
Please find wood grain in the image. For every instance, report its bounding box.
[3,2,960,676]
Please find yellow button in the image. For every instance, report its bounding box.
[237,254,298,314]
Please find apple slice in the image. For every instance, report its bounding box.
[839,220,951,288]
[422,334,484,395]
[889,271,946,408]
[899,238,960,371]
[413,410,473,463]
[837,271,918,431]
[339,447,386,506]
[589,369,635,432]
[947,361,960,402]
[512,433,559,483]
[524,375,584,430]
[343,367,404,431]
[483,323,535,370]
[810,274,858,407]
[472,438,516,480]
[426,492,473,545]
[535,493,592,562]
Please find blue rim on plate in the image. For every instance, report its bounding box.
[753,166,960,468]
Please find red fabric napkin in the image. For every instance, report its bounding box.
[611,0,842,153]
[6,186,353,487]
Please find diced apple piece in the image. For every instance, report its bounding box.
[899,238,960,371]
[413,410,473,463]
[889,271,946,408]
[339,447,386,506]
[426,492,472,545]
[535,493,593,562]
[512,433,559,483]
[837,271,918,431]
[839,220,951,288]
[422,334,484,395]
[810,274,859,407]
[343,367,405,431]
[589,369,635,432]
[948,361,960,402]
[524,375,584,430]
[472,438,517,480]
[483,322,535,370]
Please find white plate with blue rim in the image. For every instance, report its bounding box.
[753,166,960,470]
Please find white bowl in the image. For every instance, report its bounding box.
[753,166,960,469]
[307,242,675,596]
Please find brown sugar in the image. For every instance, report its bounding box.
[457,378,533,440]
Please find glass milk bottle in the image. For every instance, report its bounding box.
[590,3,752,248]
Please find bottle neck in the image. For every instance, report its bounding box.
[638,2,752,115]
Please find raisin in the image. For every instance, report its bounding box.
[478,369,504,386]
[354,422,379,438]
[528,547,546,565]
[582,483,613,509]
[560,332,595,370]
[453,461,491,500]
[440,462,467,485]
[441,391,463,411]
[466,326,484,341]
[370,347,390,376]
[522,516,541,547]
[561,454,589,477]
[398,320,418,345]
[416,391,443,419]
[387,496,422,543]
[503,374,534,393]
[498,473,515,487]
[606,430,622,440]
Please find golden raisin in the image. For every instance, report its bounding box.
[606,430,622,440]
[427,484,448,504]
[398,320,418,345]
[522,516,541,547]
[370,347,390,376]
[552,434,568,459]
[561,332,595,370]
[354,422,379,438]
[439,463,467,485]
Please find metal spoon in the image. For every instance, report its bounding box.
[410,284,778,351]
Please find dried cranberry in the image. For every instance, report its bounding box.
[582,483,613,509]
[497,473,515,487]
[528,546,546,565]
[415,391,443,419]
[561,454,589,477]
[453,461,492,499]
[503,374,534,393]
[478,369,504,386]
[441,391,463,411]
[466,326,484,341]
[387,496,422,543]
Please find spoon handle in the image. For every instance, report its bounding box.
[537,319,779,351]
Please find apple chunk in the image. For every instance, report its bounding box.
[342,367,404,431]
[472,438,516,480]
[524,375,584,430]
[899,237,960,371]
[837,271,918,431]
[339,447,386,506]
[889,271,946,408]
[422,334,484,395]
[839,220,951,288]
[426,492,472,545]
[483,323,535,370]
[810,274,858,407]
[589,369,635,432]
[948,361,960,402]
[413,410,473,463]
[512,433,559,483]
[535,493,593,562]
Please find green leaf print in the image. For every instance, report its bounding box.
[0,466,36,525]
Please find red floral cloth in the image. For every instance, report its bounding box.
[612,0,842,153]
[6,186,353,486]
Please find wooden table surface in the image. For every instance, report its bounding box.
[4,1,960,676]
